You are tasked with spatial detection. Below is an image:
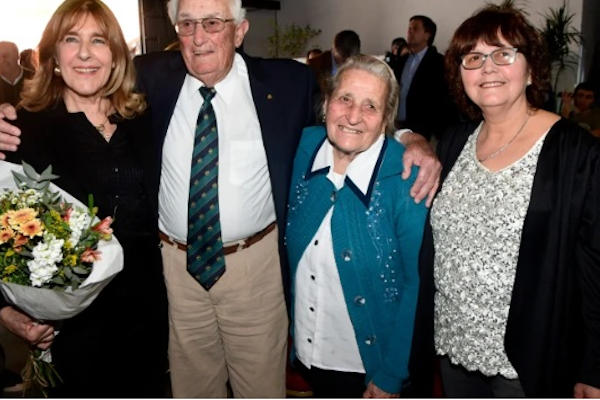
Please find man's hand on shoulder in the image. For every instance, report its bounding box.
[398,131,441,207]
[0,103,21,159]
[574,383,600,398]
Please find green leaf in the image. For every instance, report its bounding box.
[51,276,64,285]
[72,266,88,275]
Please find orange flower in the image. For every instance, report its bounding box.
[13,234,28,248]
[0,228,14,244]
[63,207,72,222]
[0,213,11,228]
[92,216,113,239]
[81,248,102,263]
[9,208,37,226]
[19,219,43,238]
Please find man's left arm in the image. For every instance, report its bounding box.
[395,130,441,207]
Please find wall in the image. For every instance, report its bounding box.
[244,0,585,93]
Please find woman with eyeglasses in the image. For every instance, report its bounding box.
[407,5,600,398]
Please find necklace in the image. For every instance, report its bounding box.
[94,117,112,141]
[477,114,530,162]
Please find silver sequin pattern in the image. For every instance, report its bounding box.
[431,123,546,378]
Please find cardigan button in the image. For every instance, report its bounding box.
[330,191,337,202]
[354,296,366,305]
[364,335,376,346]
[342,250,352,262]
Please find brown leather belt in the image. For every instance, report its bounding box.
[159,221,276,256]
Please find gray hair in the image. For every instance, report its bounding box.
[167,0,246,25]
[324,54,399,134]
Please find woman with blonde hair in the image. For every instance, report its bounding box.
[0,0,168,396]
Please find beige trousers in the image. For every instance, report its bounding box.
[161,227,288,398]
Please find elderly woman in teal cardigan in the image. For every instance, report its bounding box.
[286,55,428,398]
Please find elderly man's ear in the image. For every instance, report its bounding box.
[234,19,249,48]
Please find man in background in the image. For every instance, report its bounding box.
[561,81,600,136]
[393,16,456,140]
[0,42,27,106]
[307,29,360,92]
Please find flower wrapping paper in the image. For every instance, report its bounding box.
[0,161,123,321]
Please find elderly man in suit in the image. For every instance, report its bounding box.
[0,0,441,397]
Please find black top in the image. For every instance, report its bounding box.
[6,101,168,397]
[9,101,157,238]
[407,119,600,397]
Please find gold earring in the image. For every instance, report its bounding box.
[53,65,61,76]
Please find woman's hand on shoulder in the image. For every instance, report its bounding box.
[363,381,400,398]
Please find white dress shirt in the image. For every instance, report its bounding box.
[158,53,275,243]
[294,134,384,373]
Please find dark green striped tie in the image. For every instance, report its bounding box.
[187,86,225,290]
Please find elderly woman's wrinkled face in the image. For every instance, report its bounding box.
[56,15,113,100]
[325,68,387,160]
[460,36,530,113]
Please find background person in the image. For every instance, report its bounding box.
[1,0,168,396]
[384,37,408,71]
[306,48,322,62]
[19,49,38,78]
[307,30,361,93]
[393,15,457,141]
[410,5,600,397]
[0,42,26,106]
[560,81,600,136]
[287,55,427,398]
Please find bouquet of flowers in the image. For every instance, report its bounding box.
[0,161,123,395]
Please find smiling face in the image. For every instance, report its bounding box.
[177,0,248,87]
[460,37,530,114]
[325,68,387,166]
[56,15,113,101]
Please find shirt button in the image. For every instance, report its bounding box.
[310,275,315,281]
[114,167,119,173]
[307,338,312,343]
[314,240,318,246]
[309,306,315,312]
[330,191,336,202]
[342,250,352,262]
[115,195,120,200]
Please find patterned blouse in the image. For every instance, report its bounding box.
[431,123,547,378]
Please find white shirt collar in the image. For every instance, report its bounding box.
[184,53,247,105]
[311,133,385,195]
[0,67,23,86]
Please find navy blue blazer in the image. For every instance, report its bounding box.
[133,50,317,301]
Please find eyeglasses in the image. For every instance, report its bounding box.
[174,17,234,36]
[460,47,519,70]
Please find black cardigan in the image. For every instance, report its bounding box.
[408,118,600,397]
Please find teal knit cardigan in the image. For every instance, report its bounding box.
[286,126,428,393]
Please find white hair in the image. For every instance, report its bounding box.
[167,0,246,25]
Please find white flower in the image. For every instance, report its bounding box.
[27,233,64,287]
[68,208,91,245]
